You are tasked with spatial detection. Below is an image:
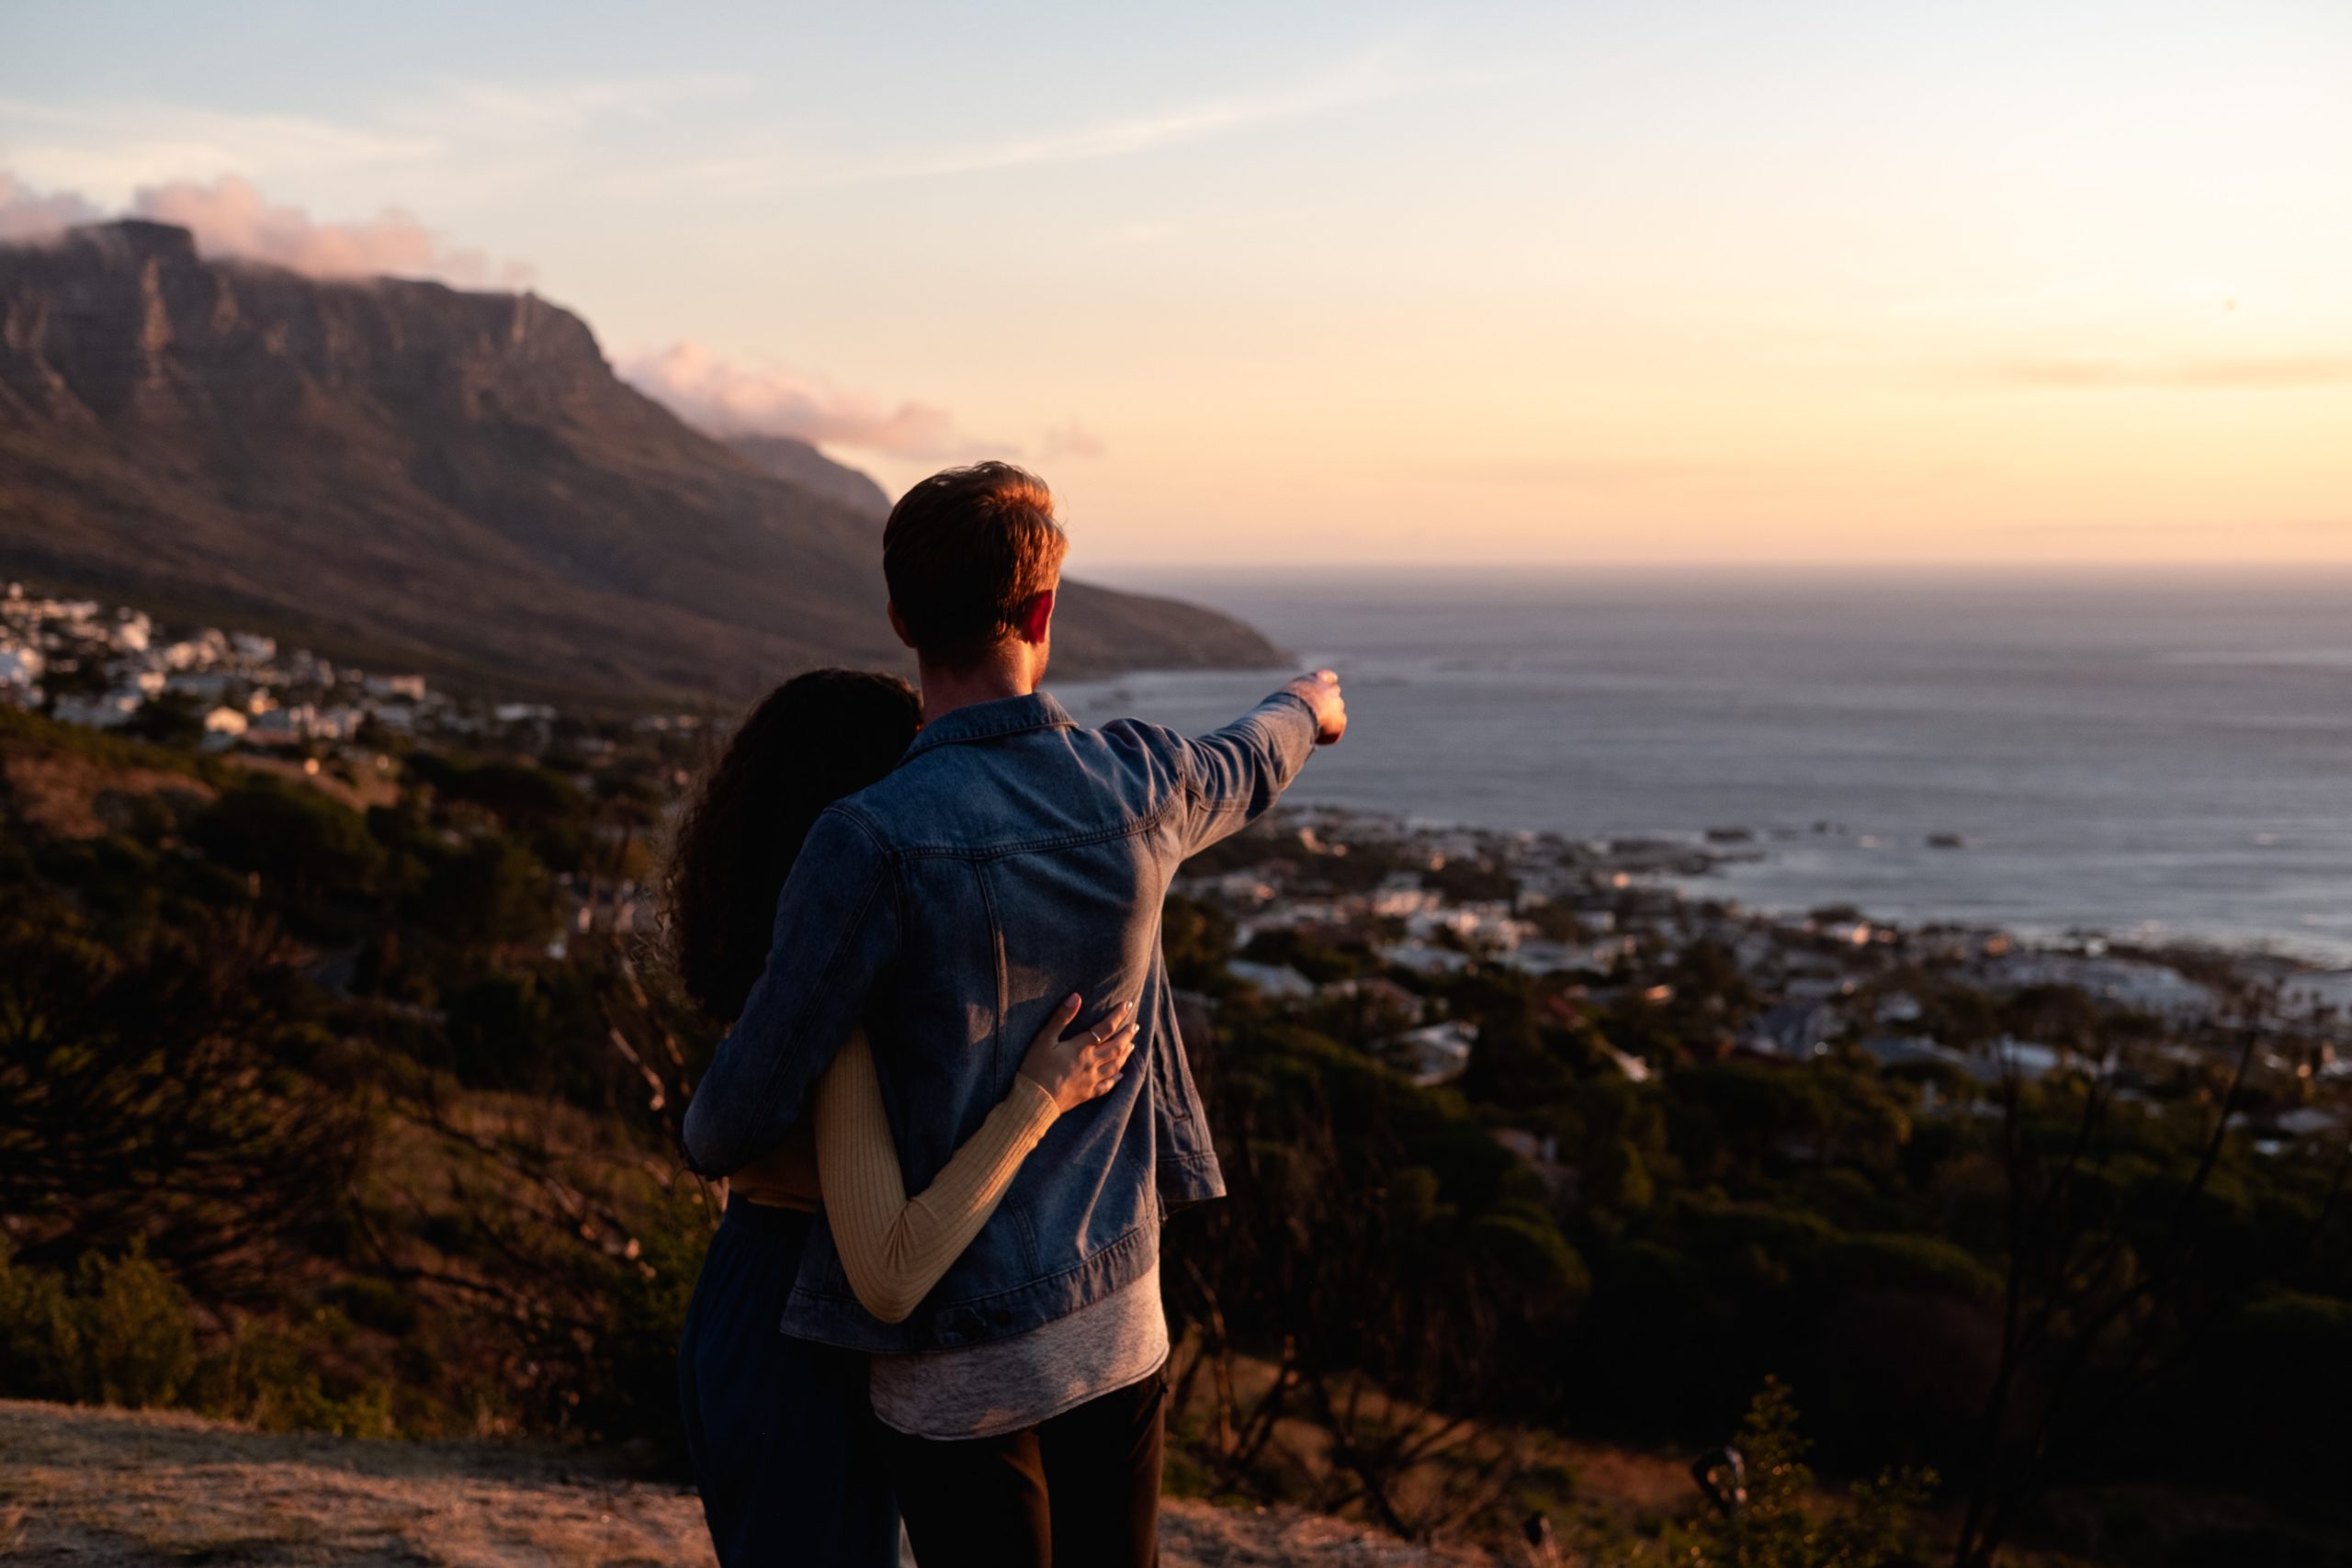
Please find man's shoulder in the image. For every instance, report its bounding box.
[835,715,1188,851]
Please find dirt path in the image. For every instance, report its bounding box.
[0,1400,1487,1566]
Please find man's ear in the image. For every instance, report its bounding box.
[1015,587,1057,646]
[887,601,917,650]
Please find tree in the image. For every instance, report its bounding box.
[413,837,557,947]
[191,781,384,901]
[1681,1378,1934,1568]
[0,894,364,1296]
[1167,1019,1590,1539]
[122,694,209,750]
[1949,984,2350,1568]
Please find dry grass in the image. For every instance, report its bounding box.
[0,739,215,840]
[222,753,402,815]
[0,1400,1488,1566]
[1,1398,711,1567]
[1170,1341,1694,1543]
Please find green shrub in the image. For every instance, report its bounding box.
[71,1247,198,1406]
[334,1276,422,1337]
[0,1241,198,1408]
[570,1180,711,1462]
[196,1314,396,1437]
[1675,1378,1936,1568]
[0,1241,76,1401]
[1831,1233,2001,1303]
[190,780,386,897]
[1592,1136,1657,1213]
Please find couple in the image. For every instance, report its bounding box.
[665,461,1349,1568]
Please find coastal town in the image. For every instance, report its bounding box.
[9,578,2349,1162]
[1,583,568,748]
[1176,801,2352,1152]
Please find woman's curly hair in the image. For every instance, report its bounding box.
[661,669,921,1024]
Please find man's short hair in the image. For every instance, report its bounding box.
[883,462,1069,668]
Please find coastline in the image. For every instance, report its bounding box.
[1176,798,2352,1089]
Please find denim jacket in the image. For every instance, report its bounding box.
[681,688,1319,1353]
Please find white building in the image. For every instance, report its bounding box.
[1876,991,1926,1025]
[1395,1021,1476,1086]
[199,707,250,750]
[1500,935,1629,976]
[364,673,428,701]
[1377,942,1474,977]
[157,632,226,671]
[108,611,153,653]
[1989,954,2215,1021]
[51,690,144,728]
[1408,902,1527,952]
[249,705,313,743]
[164,671,236,702]
[1227,961,1317,1001]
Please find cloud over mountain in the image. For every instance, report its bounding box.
[6,170,1104,471]
[0,172,104,242]
[0,169,530,287]
[616,341,964,457]
[128,175,535,287]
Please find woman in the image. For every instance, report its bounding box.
[665,669,1136,1566]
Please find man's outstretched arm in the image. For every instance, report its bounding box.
[681,807,898,1178]
[1177,670,1347,856]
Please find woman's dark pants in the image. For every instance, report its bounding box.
[678,1201,901,1567]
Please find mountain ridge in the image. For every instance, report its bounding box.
[0,220,1281,707]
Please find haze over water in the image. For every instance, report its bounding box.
[1063,570,2352,965]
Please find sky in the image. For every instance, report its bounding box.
[3,1,2348,571]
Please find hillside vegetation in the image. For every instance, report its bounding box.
[4,692,2347,1565]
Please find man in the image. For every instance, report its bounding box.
[682,461,1345,1567]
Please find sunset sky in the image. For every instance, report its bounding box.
[5,1,2347,570]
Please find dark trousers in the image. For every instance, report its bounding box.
[889,1367,1168,1568]
[678,1202,902,1568]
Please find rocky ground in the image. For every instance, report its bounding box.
[0,1400,1489,1567]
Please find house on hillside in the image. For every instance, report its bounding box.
[1377,942,1474,977]
[1747,1000,1838,1059]
[1318,976,1427,1032]
[1227,960,1316,1002]
[0,643,43,692]
[1395,1021,1476,1086]
[51,692,141,728]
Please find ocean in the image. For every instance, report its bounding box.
[1057,570,2352,965]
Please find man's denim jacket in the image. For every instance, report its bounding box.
[682,688,1319,1353]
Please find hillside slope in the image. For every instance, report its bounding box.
[0,1400,1480,1567]
[0,222,1280,706]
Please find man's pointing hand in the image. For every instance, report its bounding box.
[1284,669,1348,746]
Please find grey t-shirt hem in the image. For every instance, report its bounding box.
[870,1263,1169,1441]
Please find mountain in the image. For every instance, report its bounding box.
[0,221,1281,707]
[725,432,894,518]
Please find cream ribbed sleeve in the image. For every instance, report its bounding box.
[813,1031,1060,1325]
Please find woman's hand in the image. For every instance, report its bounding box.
[1017,995,1140,1115]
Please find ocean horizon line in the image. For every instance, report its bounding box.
[1086,558,2352,597]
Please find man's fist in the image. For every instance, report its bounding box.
[1283,669,1348,746]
